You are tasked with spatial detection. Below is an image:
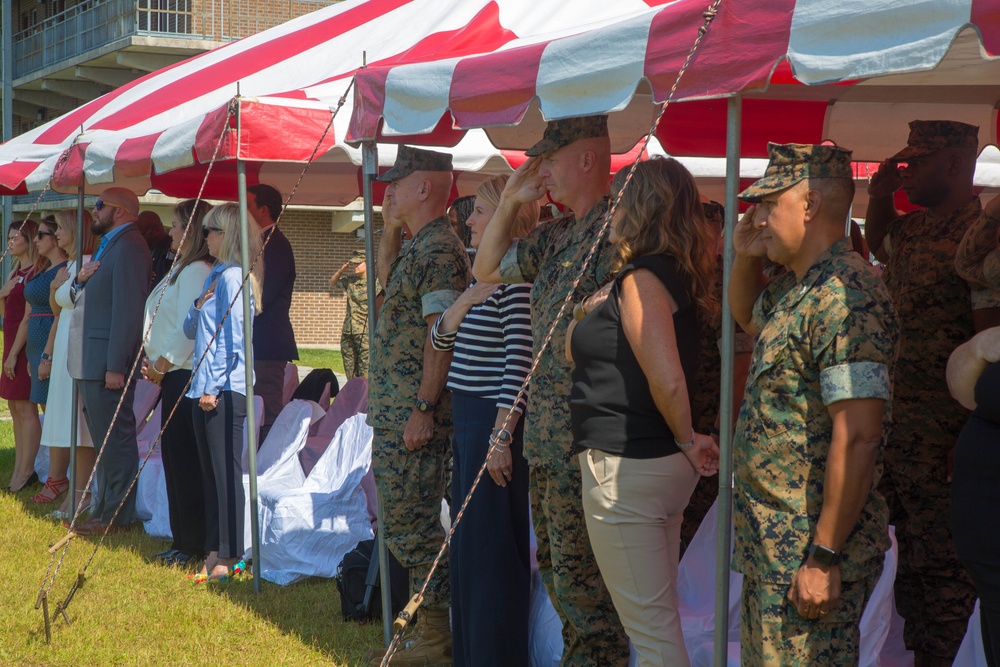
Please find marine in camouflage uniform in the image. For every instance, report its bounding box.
[867,120,1000,666]
[336,250,371,378]
[494,116,629,666]
[732,144,900,666]
[367,146,470,623]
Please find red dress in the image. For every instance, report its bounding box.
[0,267,34,400]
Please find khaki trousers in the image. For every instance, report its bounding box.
[580,449,699,667]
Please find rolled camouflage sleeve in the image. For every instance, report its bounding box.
[499,241,526,284]
[418,230,470,319]
[422,290,462,319]
[815,303,894,406]
[501,223,546,284]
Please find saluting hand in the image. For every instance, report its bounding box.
[504,157,547,205]
[866,160,902,200]
[732,205,767,258]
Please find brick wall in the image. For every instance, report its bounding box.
[281,209,382,347]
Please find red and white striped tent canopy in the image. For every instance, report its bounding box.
[0,0,689,203]
[1,0,999,206]
[344,0,1000,164]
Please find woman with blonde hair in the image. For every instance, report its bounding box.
[1,219,42,491]
[431,175,538,666]
[143,199,214,565]
[34,210,96,510]
[184,202,262,582]
[568,157,720,667]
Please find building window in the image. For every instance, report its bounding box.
[138,0,192,34]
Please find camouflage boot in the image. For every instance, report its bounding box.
[366,609,452,667]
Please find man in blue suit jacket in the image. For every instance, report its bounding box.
[247,184,298,439]
[67,187,152,535]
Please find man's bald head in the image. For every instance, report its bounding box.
[100,187,139,218]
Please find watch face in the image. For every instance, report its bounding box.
[810,544,839,566]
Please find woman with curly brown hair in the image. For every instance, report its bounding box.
[567,157,720,667]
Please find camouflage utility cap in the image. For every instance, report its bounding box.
[351,248,366,262]
[525,115,609,157]
[889,120,979,162]
[739,143,853,203]
[377,145,453,182]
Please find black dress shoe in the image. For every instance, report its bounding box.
[153,549,180,562]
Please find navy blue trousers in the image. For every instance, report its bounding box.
[450,393,531,667]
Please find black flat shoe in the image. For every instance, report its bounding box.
[165,552,201,567]
[153,549,181,562]
[10,472,40,492]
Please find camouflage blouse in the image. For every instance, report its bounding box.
[499,199,617,469]
[367,217,470,431]
[733,238,899,584]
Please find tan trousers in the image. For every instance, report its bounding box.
[580,449,699,667]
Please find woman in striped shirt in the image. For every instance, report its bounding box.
[431,175,538,667]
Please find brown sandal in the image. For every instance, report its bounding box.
[31,476,69,503]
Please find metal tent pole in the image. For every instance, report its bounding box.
[237,153,262,594]
[714,93,742,666]
[362,140,392,645]
[1,0,12,279]
[68,186,85,516]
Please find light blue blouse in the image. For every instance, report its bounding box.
[184,263,255,398]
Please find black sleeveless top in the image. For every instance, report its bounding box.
[569,254,700,459]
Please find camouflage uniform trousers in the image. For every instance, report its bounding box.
[740,565,882,667]
[340,333,369,379]
[372,427,450,611]
[531,465,629,666]
[878,447,976,666]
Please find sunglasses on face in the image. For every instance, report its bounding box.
[94,199,124,212]
[202,225,224,238]
[702,201,725,221]
[36,230,55,239]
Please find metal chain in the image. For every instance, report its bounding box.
[381,2,724,662]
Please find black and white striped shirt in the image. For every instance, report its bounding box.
[431,282,533,412]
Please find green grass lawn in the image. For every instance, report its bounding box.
[0,422,383,666]
[297,348,345,375]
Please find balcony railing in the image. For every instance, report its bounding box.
[13,0,321,80]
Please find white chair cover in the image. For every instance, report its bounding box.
[241,398,319,553]
[257,412,375,585]
[954,601,989,667]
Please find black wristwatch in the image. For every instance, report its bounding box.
[414,398,436,414]
[808,543,842,567]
